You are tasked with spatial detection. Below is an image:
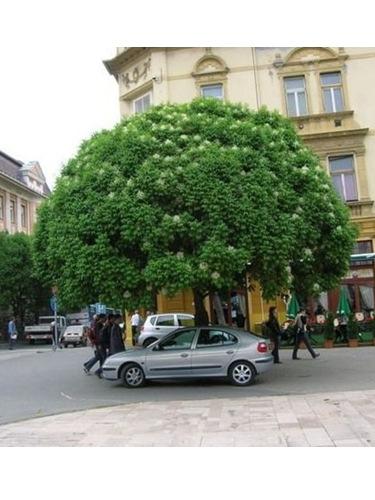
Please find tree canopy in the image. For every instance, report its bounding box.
[0,232,49,325]
[33,98,357,318]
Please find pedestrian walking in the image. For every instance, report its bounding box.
[7,316,17,350]
[131,309,141,346]
[83,314,106,374]
[110,314,125,355]
[292,308,320,360]
[266,307,282,364]
[94,314,114,378]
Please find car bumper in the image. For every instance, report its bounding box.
[253,355,274,374]
[63,337,83,344]
[102,366,118,380]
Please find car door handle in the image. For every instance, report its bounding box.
[180,353,189,358]
[226,350,234,355]
[155,327,160,330]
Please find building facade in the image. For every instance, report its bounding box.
[0,150,50,235]
[104,47,375,328]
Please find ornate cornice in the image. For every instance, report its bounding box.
[103,48,150,77]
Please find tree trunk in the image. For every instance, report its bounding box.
[193,288,209,326]
[213,292,227,325]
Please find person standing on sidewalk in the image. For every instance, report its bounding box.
[292,308,320,360]
[83,314,105,374]
[8,316,17,350]
[266,307,282,364]
[131,309,141,346]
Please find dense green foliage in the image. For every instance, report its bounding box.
[0,232,49,325]
[33,98,357,313]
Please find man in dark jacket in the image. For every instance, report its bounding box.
[110,314,125,355]
[95,314,114,378]
[266,307,282,364]
[83,314,106,374]
[292,309,320,360]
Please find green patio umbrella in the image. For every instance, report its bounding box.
[287,292,300,319]
[336,287,351,316]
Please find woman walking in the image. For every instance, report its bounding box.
[110,314,125,355]
[266,307,282,364]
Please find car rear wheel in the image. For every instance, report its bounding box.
[228,361,256,386]
[122,363,145,388]
[143,337,157,348]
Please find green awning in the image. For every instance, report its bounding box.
[287,292,300,319]
[336,287,351,316]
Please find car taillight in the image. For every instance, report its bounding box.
[257,342,268,353]
[140,326,144,331]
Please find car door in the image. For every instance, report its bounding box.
[145,328,197,378]
[191,328,239,377]
[152,314,178,338]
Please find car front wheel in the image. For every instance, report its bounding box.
[228,361,256,386]
[122,363,146,388]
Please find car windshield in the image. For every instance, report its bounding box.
[65,326,82,333]
[39,318,54,325]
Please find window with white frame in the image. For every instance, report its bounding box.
[0,195,3,219]
[21,204,27,227]
[329,155,358,202]
[133,92,152,114]
[284,76,308,116]
[320,72,344,113]
[10,199,16,224]
[200,83,224,100]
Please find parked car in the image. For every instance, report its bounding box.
[102,326,273,388]
[61,325,89,347]
[137,313,195,347]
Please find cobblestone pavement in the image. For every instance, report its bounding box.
[1,388,375,446]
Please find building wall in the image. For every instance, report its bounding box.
[0,177,42,235]
[106,47,375,327]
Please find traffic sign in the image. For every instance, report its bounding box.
[50,296,58,313]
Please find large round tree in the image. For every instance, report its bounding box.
[34,98,357,323]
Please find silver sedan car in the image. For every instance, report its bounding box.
[102,326,273,388]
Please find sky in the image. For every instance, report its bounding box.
[0,45,119,189]
[0,0,370,193]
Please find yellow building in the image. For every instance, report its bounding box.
[0,150,50,235]
[104,47,375,329]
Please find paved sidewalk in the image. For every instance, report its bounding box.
[1,389,375,446]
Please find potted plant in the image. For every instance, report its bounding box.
[347,313,359,347]
[369,318,375,346]
[323,313,334,348]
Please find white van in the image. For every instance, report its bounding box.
[61,325,89,347]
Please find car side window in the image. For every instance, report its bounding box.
[196,329,237,348]
[156,315,175,326]
[222,332,238,346]
[177,315,195,327]
[159,329,196,350]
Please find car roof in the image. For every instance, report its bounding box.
[150,313,194,318]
